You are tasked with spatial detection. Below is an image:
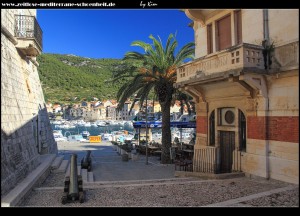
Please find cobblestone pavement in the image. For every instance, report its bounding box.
[20,174,298,207]
[19,141,299,207]
[243,188,299,207]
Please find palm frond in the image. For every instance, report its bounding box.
[174,42,195,65]
[149,34,165,66]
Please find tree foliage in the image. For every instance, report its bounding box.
[115,33,195,163]
[37,54,137,104]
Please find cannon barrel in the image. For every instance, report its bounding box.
[81,150,92,171]
[83,150,91,164]
[69,154,79,200]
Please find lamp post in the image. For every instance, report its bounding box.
[134,94,149,165]
[133,96,141,146]
[145,97,148,165]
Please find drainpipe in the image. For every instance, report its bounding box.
[263,9,270,180]
[263,9,269,43]
[265,97,270,180]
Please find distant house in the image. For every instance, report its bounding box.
[52,104,62,113]
[116,101,136,120]
[106,105,117,120]
[81,101,88,107]
[103,100,113,108]
[46,103,53,113]
[153,102,161,113]
[70,107,84,118]
[83,108,100,121]
[92,101,101,107]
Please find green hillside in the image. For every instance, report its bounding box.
[37,53,136,104]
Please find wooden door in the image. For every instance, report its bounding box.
[219,131,235,173]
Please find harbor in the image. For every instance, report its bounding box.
[51,119,196,145]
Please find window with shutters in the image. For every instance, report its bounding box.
[216,14,232,51]
[207,23,213,54]
[234,10,242,45]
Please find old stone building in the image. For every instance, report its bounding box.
[176,9,298,184]
[1,9,57,196]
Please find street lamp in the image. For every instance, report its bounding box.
[145,97,148,165]
[134,94,149,165]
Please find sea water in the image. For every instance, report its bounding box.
[51,124,134,137]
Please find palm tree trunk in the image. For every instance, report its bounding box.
[160,99,172,164]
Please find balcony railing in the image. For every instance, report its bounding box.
[14,15,43,51]
[176,43,264,83]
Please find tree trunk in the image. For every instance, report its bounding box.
[160,99,172,164]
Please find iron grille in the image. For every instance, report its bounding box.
[14,15,43,50]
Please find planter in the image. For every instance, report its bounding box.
[131,153,139,161]
[122,153,129,162]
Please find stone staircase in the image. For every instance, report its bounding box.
[51,156,94,183]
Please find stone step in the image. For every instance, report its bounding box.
[51,156,64,170]
[81,169,88,183]
[91,177,199,186]
[84,178,216,189]
[88,172,94,183]
[54,160,69,173]
[78,166,81,175]
[64,164,70,177]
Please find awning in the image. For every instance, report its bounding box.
[133,121,196,128]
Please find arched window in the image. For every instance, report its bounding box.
[209,110,215,146]
[239,110,246,151]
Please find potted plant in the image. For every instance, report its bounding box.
[262,40,275,70]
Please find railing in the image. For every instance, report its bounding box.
[193,147,218,173]
[176,43,264,83]
[232,148,242,172]
[193,146,242,174]
[14,15,43,50]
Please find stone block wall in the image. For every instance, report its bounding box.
[1,9,57,196]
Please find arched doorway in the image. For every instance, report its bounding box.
[217,108,245,173]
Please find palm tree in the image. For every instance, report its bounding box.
[116,33,194,164]
[173,90,195,115]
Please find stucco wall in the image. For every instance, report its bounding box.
[193,9,298,59]
[268,9,299,47]
[194,9,263,58]
[241,9,264,45]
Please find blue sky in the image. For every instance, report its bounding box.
[37,10,194,59]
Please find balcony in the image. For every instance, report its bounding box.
[176,43,265,83]
[14,15,43,57]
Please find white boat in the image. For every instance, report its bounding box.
[53,130,67,142]
[91,122,98,127]
[76,120,86,127]
[84,122,91,127]
[102,133,113,141]
[68,134,86,142]
[97,121,106,127]
[81,131,90,138]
